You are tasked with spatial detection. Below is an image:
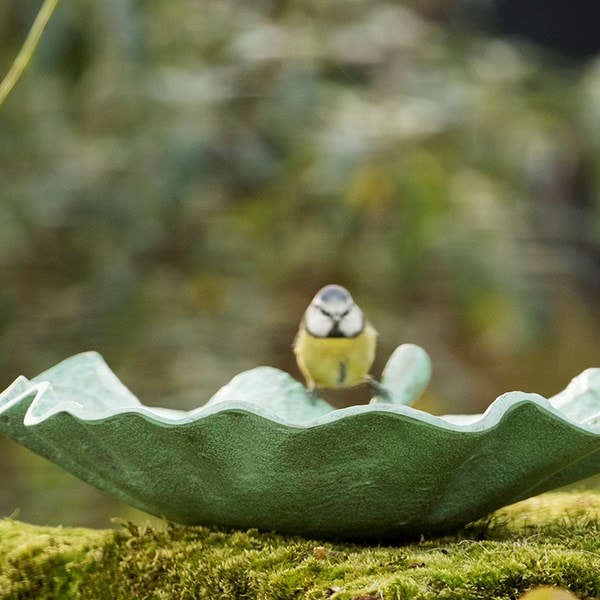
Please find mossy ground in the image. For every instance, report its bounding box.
[1,491,600,599]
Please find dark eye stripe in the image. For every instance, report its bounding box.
[317,305,352,319]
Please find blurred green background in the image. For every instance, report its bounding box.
[1,0,599,528]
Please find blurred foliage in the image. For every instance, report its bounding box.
[0,0,600,526]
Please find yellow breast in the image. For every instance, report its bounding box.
[293,324,377,389]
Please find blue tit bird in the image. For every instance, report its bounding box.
[294,284,384,397]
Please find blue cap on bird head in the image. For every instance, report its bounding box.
[316,285,352,303]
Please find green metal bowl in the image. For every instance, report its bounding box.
[1,345,599,541]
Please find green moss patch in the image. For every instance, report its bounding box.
[2,492,600,599]
[0,521,112,598]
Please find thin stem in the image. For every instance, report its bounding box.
[0,0,60,107]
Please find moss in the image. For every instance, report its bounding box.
[2,492,600,599]
[0,520,112,599]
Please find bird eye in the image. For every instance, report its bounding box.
[318,306,332,318]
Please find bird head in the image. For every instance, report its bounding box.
[303,284,365,338]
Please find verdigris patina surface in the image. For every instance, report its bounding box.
[1,345,599,541]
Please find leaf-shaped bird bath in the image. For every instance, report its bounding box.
[1,344,600,541]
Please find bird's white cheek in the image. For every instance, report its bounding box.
[339,309,364,337]
[304,310,333,337]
